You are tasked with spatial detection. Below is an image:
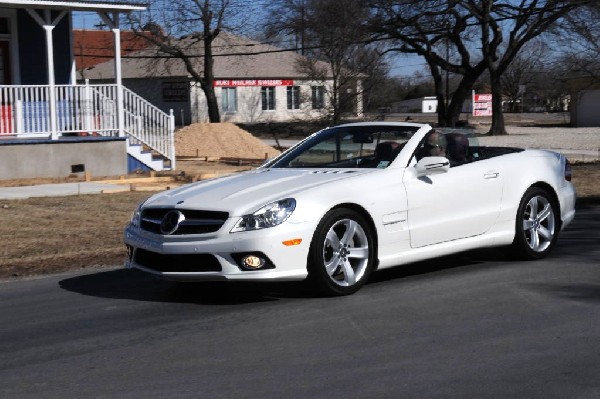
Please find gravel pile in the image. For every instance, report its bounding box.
[175,123,281,159]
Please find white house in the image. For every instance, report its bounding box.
[0,0,177,178]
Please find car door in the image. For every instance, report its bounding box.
[403,157,504,248]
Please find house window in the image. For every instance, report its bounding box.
[261,87,275,110]
[222,87,237,113]
[312,86,325,109]
[287,86,300,110]
[0,18,9,35]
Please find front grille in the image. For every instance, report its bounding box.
[141,208,229,235]
[134,248,222,272]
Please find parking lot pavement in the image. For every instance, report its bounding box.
[0,182,129,200]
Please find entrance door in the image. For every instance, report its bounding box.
[0,41,10,84]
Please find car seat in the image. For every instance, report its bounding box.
[445,133,471,166]
[374,141,401,166]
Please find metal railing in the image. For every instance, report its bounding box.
[0,83,175,168]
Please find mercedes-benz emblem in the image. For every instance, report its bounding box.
[160,210,185,235]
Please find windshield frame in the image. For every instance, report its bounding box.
[263,125,420,169]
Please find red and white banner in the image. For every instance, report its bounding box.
[473,93,493,116]
[214,79,294,87]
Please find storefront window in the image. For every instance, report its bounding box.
[261,87,275,110]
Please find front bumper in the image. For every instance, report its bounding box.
[123,221,312,282]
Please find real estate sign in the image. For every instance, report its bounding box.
[473,93,493,116]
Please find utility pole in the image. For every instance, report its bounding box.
[445,23,450,110]
[300,0,305,55]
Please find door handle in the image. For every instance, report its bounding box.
[484,171,500,179]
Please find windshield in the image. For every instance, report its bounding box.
[266,125,419,169]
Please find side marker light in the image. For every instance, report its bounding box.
[282,238,303,246]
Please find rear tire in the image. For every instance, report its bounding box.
[307,208,375,296]
[511,187,559,260]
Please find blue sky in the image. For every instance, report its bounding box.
[72,11,102,29]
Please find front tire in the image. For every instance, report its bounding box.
[511,187,559,260]
[307,208,375,296]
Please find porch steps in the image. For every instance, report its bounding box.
[127,140,170,172]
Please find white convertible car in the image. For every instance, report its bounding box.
[124,122,576,295]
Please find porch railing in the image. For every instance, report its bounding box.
[123,86,175,163]
[0,83,175,169]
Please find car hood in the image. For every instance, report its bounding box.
[144,168,375,215]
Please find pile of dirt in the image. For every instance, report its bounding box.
[175,123,281,159]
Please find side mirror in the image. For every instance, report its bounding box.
[415,157,450,176]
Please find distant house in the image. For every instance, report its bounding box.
[73,28,154,76]
[566,73,600,127]
[83,31,364,125]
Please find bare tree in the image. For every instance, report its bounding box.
[501,40,548,112]
[368,1,487,127]
[555,2,600,81]
[369,0,592,134]
[127,0,242,123]
[265,0,382,124]
[464,0,592,134]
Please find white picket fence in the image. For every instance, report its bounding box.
[0,83,175,169]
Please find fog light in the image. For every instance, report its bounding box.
[232,252,275,271]
[242,255,265,269]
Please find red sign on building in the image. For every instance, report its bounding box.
[214,79,294,87]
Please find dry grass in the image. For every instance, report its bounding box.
[570,162,600,198]
[0,164,598,280]
[0,192,151,279]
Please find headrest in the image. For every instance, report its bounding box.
[375,141,400,159]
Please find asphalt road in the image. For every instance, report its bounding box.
[1,205,599,399]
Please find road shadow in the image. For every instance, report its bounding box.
[576,196,600,209]
[369,247,511,286]
[59,268,316,305]
[552,203,600,258]
[526,283,600,304]
[59,251,502,305]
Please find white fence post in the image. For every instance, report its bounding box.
[15,99,23,134]
[169,109,176,170]
[84,79,92,135]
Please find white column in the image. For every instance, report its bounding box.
[26,9,67,140]
[44,23,58,139]
[100,11,125,137]
[113,25,125,137]
[68,13,77,84]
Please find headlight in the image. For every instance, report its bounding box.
[231,198,296,233]
[130,199,147,228]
